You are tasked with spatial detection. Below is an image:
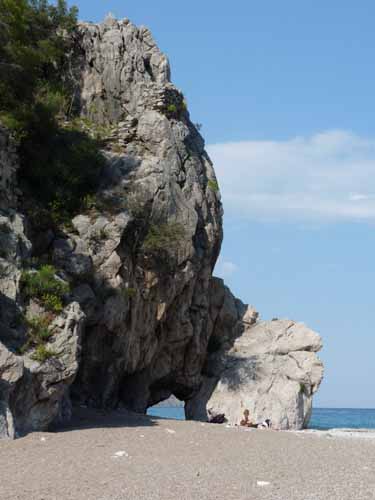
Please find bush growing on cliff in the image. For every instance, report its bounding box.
[27,316,53,344]
[0,0,78,128]
[31,344,58,362]
[0,0,104,218]
[207,179,219,193]
[143,222,185,253]
[20,315,58,362]
[21,125,105,218]
[165,100,188,119]
[21,264,69,312]
[166,104,177,115]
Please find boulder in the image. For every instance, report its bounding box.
[186,281,324,430]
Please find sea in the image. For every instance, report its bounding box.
[147,406,375,430]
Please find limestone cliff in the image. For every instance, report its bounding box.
[0,126,86,437]
[0,16,322,437]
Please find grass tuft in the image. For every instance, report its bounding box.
[21,265,69,313]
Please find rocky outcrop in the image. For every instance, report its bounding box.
[0,15,323,436]
[10,303,85,436]
[0,15,224,435]
[0,127,86,438]
[66,17,223,411]
[76,15,171,124]
[0,128,32,363]
[186,280,323,430]
[0,304,84,438]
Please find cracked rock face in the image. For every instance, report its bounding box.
[0,304,85,439]
[10,303,85,436]
[61,17,223,411]
[186,280,324,430]
[0,127,86,439]
[77,16,171,124]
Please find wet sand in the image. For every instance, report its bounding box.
[1,409,375,500]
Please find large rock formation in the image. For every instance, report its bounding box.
[186,280,323,429]
[68,16,223,411]
[0,127,86,438]
[0,15,323,437]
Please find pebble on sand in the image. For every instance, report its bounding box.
[112,451,129,458]
[257,481,270,487]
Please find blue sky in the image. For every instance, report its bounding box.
[72,1,375,408]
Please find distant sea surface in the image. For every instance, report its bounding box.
[309,408,375,430]
[147,407,375,430]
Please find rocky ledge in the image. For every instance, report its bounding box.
[0,15,323,438]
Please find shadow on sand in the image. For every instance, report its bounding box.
[52,406,166,434]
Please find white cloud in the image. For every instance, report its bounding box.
[207,130,375,222]
[348,193,370,202]
[215,258,238,279]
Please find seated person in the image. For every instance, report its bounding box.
[240,409,257,427]
[240,410,272,429]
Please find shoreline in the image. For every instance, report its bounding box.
[294,427,375,439]
[148,405,375,436]
[1,408,375,500]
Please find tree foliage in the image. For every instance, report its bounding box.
[0,0,78,126]
[0,0,104,218]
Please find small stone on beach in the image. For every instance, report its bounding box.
[112,451,129,458]
[257,481,270,487]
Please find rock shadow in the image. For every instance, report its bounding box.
[52,406,160,433]
[0,289,25,351]
[219,355,261,392]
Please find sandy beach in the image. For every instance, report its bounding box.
[0,410,374,500]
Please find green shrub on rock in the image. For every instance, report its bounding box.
[27,316,54,344]
[31,344,58,363]
[20,315,56,358]
[21,265,69,312]
[21,126,105,219]
[167,104,177,114]
[207,179,219,193]
[0,0,78,133]
[41,293,64,313]
[165,101,188,119]
[0,0,105,221]
[143,222,185,253]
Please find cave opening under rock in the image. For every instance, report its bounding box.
[147,396,185,421]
